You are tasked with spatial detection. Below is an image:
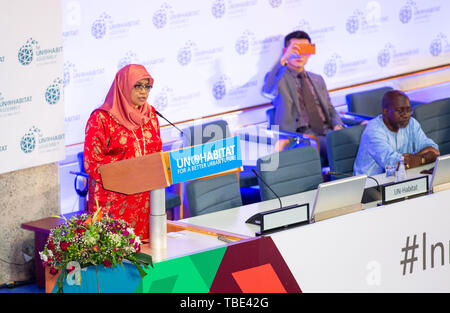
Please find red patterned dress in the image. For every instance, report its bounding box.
[83,108,162,239]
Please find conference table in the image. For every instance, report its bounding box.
[179,164,450,292]
[180,165,431,237]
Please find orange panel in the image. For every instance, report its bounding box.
[231,263,287,293]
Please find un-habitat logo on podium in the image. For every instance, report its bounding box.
[168,136,242,184]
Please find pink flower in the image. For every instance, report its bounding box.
[123,230,130,237]
[93,246,99,252]
[103,259,112,268]
[129,238,135,244]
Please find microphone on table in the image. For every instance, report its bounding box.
[251,169,283,209]
[246,169,301,225]
[154,110,190,142]
[328,171,381,192]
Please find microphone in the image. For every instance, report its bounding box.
[246,169,305,225]
[251,169,282,209]
[328,171,381,192]
[154,109,190,141]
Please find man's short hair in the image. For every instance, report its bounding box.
[284,30,311,47]
[382,90,410,109]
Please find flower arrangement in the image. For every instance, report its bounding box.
[39,207,152,293]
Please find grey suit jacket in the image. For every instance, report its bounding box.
[262,61,343,133]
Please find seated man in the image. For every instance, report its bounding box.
[262,30,344,165]
[354,90,439,176]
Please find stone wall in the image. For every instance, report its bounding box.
[0,163,59,284]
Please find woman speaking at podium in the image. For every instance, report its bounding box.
[83,64,162,240]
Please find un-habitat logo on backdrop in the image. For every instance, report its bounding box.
[429,33,449,57]
[294,19,336,43]
[169,136,242,184]
[345,3,388,35]
[20,126,64,154]
[0,91,32,118]
[153,86,174,112]
[153,85,200,112]
[45,78,63,105]
[211,75,258,102]
[377,43,420,68]
[91,12,140,40]
[17,38,62,66]
[117,50,165,72]
[152,3,200,30]
[234,31,282,57]
[399,0,441,24]
[323,53,368,78]
[176,41,223,67]
[20,126,42,154]
[63,61,105,87]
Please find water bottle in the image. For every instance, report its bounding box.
[396,156,407,182]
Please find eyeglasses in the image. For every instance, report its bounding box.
[391,108,413,115]
[133,84,152,92]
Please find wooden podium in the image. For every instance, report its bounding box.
[98,137,242,261]
[98,152,171,261]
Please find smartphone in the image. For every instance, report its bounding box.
[293,43,316,55]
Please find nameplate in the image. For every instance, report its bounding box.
[247,203,309,235]
[382,176,429,205]
[168,136,242,184]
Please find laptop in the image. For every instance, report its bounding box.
[430,154,450,192]
[310,174,367,223]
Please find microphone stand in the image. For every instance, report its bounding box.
[154,110,190,142]
[328,171,381,192]
[246,169,303,225]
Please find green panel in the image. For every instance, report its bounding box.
[136,246,227,293]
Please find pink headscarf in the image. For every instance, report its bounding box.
[97,64,155,131]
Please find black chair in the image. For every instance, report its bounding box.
[182,119,258,189]
[256,145,323,201]
[185,173,242,217]
[71,151,89,211]
[326,124,366,180]
[345,86,423,119]
[413,98,450,155]
[345,87,393,119]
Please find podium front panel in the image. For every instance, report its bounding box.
[99,152,170,195]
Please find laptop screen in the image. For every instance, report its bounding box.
[430,154,450,189]
[310,174,367,223]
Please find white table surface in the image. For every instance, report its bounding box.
[180,164,433,237]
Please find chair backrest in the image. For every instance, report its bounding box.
[326,124,366,180]
[346,86,393,117]
[74,151,88,199]
[413,98,450,155]
[256,145,323,201]
[185,173,242,217]
[77,151,85,172]
[182,119,230,147]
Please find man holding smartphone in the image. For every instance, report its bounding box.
[262,30,344,165]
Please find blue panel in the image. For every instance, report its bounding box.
[169,136,242,184]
